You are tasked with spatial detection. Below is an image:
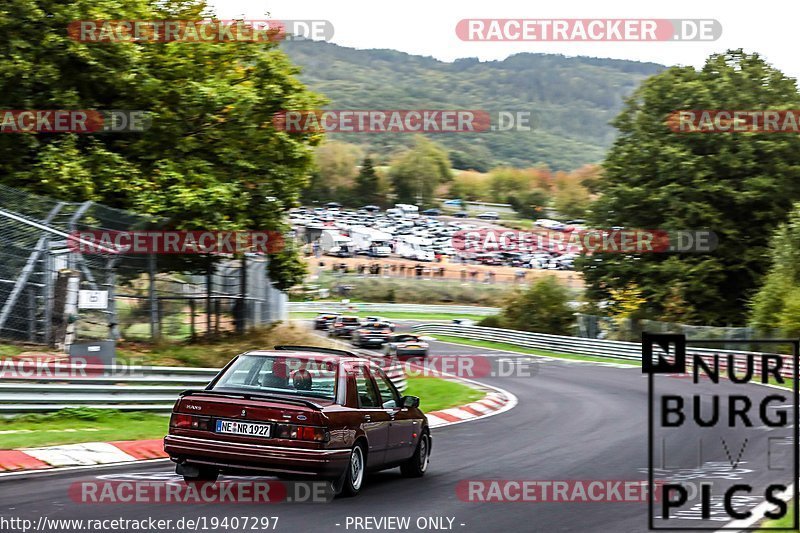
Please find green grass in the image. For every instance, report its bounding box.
[0,408,169,449]
[0,376,482,449]
[115,322,340,368]
[430,335,640,366]
[405,375,485,412]
[290,311,490,321]
[0,344,34,358]
[759,502,795,529]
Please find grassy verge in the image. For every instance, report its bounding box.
[430,335,640,366]
[404,375,485,412]
[759,504,794,529]
[116,322,339,368]
[290,311,488,321]
[0,408,169,449]
[0,344,35,358]
[0,376,482,449]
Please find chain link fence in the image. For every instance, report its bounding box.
[0,185,287,348]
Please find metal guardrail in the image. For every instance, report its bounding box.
[289,302,500,316]
[411,324,796,377]
[0,358,407,414]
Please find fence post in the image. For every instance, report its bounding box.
[206,260,212,337]
[148,254,159,341]
[189,298,196,340]
[106,258,119,340]
[236,254,247,334]
[27,287,35,342]
[43,241,54,346]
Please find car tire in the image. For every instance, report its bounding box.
[340,443,366,497]
[400,432,430,478]
[181,465,219,483]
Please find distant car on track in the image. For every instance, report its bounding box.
[477,212,500,220]
[362,316,396,331]
[313,312,341,330]
[164,346,430,497]
[351,322,394,347]
[383,334,430,357]
[328,316,362,337]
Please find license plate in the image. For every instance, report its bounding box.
[405,345,420,349]
[215,420,272,437]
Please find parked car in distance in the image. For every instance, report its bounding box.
[164,346,430,497]
[453,211,469,218]
[383,334,429,357]
[421,208,440,216]
[351,322,394,347]
[328,316,362,337]
[477,212,500,220]
[313,312,341,330]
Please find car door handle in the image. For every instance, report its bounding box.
[364,415,371,421]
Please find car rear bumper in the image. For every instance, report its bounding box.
[396,349,428,356]
[164,435,350,478]
[358,338,389,345]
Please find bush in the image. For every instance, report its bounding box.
[478,315,504,328]
[499,276,575,335]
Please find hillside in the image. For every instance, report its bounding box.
[280,41,665,170]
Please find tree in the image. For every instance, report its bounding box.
[0,0,326,289]
[506,189,549,219]
[750,203,800,334]
[312,141,362,203]
[353,156,385,206]
[580,50,800,325]
[499,276,575,335]
[388,136,452,205]
[553,169,594,219]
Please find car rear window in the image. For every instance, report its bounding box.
[342,317,360,323]
[211,355,337,400]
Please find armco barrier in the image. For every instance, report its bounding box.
[0,357,406,415]
[412,323,797,378]
[290,302,499,316]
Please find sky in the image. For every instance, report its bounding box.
[209,0,799,79]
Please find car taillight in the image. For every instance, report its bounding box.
[170,413,211,430]
[357,329,368,334]
[381,330,391,334]
[275,424,329,442]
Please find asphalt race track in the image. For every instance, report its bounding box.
[0,337,794,533]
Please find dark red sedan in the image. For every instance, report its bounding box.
[164,346,430,497]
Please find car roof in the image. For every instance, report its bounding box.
[242,348,366,364]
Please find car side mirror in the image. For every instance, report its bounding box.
[400,395,420,408]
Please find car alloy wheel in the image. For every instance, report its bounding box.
[350,445,364,491]
[418,435,429,473]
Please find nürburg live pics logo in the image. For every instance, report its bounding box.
[643,333,799,530]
